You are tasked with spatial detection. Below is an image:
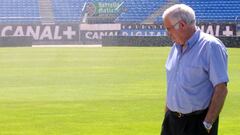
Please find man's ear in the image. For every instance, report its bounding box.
[179,21,186,28]
[175,20,186,30]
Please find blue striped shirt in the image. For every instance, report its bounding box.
[165,29,229,113]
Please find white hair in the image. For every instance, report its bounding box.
[162,4,196,26]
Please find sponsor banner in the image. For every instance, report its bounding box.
[85,1,123,16]
[0,24,79,44]
[121,23,237,37]
[121,24,166,36]
[80,23,167,44]
[0,22,236,45]
[198,23,236,37]
[80,23,121,31]
[80,23,121,44]
[80,30,119,40]
[80,23,237,44]
[120,30,166,36]
[121,24,165,30]
[0,23,235,45]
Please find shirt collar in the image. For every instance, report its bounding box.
[176,27,201,52]
[185,28,201,49]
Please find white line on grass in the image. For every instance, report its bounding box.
[32,45,102,48]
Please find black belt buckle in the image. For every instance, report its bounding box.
[177,112,183,118]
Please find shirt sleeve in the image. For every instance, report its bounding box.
[207,40,229,87]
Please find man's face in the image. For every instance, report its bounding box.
[164,16,183,44]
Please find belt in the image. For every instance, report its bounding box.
[169,108,208,118]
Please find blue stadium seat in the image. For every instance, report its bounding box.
[180,0,240,22]
[0,0,40,23]
[115,0,166,23]
[52,0,87,22]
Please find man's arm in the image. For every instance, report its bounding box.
[204,82,228,124]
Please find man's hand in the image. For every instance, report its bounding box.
[203,121,212,133]
[204,83,228,124]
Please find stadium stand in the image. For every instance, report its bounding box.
[0,0,40,23]
[181,0,240,22]
[52,0,87,22]
[115,0,166,23]
[115,0,240,23]
[0,0,239,23]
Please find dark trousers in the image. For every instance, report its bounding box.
[160,109,219,135]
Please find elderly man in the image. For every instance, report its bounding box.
[161,4,229,135]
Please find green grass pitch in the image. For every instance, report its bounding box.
[0,47,239,135]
